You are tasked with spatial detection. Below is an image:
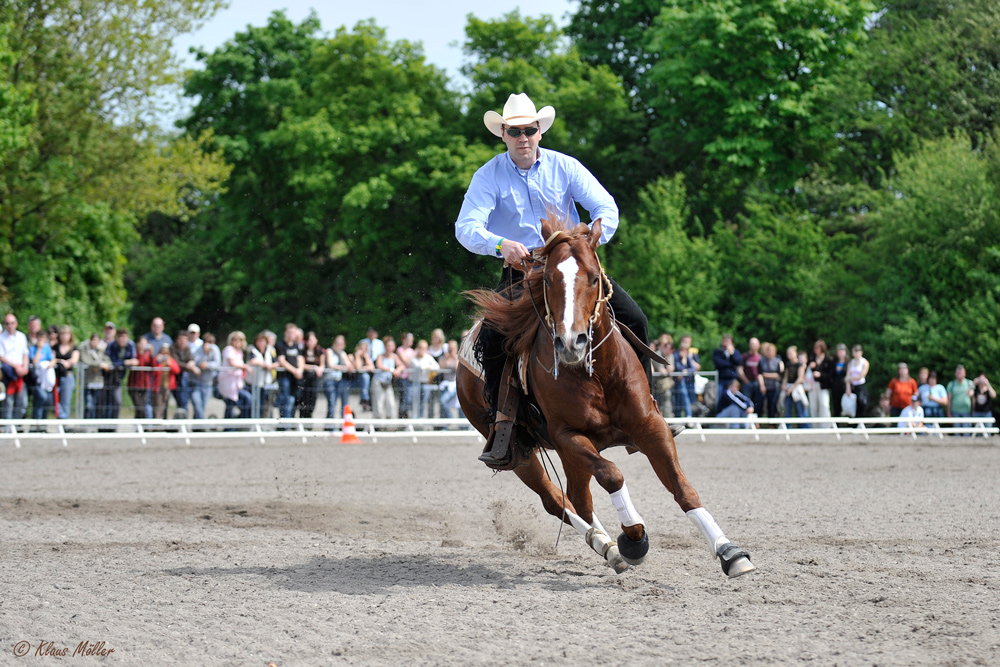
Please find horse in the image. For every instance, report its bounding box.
[457,214,755,577]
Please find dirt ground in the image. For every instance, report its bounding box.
[1,434,998,666]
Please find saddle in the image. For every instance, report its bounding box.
[478,355,551,471]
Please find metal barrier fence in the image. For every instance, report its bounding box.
[1,415,993,448]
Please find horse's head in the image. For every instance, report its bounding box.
[540,217,605,366]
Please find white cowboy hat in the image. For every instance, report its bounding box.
[483,93,556,138]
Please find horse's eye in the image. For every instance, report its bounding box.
[591,275,599,286]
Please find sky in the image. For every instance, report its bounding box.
[172,0,578,85]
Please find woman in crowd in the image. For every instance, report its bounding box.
[759,342,784,418]
[428,329,447,364]
[395,332,415,418]
[79,333,110,419]
[371,336,402,419]
[918,370,948,419]
[191,332,221,419]
[352,340,375,411]
[845,344,869,417]
[782,345,809,426]
[437,339,460,418]
[299,331,325,418]
[807,339,834,421]
[219,331,252,419]
[971,372,995,421]
[29,332,55,419]
[128,336,154,418]
[324,335,354,422]
[247,332,276,419]
[151,343,179,418]
[830,343,849,418]
[53,326,79,419]
[672,335,700,419]
[887,362,917,418]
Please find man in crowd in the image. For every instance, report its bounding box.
[171,331,196,418]
[143,317,172,354]
[102,321,116,347]
[187,323,203,355]
[712,334,744,413]
[79,333,111,419]
[0,313,30,419]
[716,379,755,429]
[104,328,138,420]
[947,364,975,432]
[454,92,651,467]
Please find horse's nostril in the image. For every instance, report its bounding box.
[575,333,588,349]
[554,337,566,352]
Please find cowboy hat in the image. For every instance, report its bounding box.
[483,93,556,138]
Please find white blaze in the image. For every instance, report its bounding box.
[556,256,579,339]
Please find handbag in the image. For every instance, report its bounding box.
[841,392,857,418]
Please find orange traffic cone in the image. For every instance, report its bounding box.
[340,405,363,444]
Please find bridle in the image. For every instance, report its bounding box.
[525,230,615,379]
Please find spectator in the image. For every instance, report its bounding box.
[359,327,385,362]
[246,332,275,419]
[830,343,849,418]
[28,330,55,419]
[652,333,675,417]
[47,324,58,348]
[186,323,203,355]
[299,331,325,419]
[871,391,891,419]
[276,324,304,418]
[741,337,763,416]
[395,332,416,418]
[918,370,948,419]
[673,335,700,419]
[887,362,918,418]
[52,326,79,419]
[845,344,870,417]
[104,329,137,419]
[352,340,375,412]
[971,372,995,422]
[127,337,154,418]
[782,346,809,426]
[26,315,43,346]
[798,350,816,426]
[428,329,447,363]
[759,342,784,419]
[409,339,440,418]
[171,332,196,418]
[897,393,925,432]
[143,317,173,354]
[151,344,179,419]
[191,333,221,420]
[101,321,116,347]
[947,365,975,431]
[219,331,252,419]
[807,339,835,421]
[324,335,354,423]
[0,313,30,420]
[438,339,461,418]
[79,333,110,419]
[712,334,743,412]
[716,379,755,428]
[372,335,403,419]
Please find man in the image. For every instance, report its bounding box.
[102,321,116,347]
[171,331,196,418]
[455,92,653,467]
[897,393,925,433]
[946,364,975,433]
[716,379,755,429]
[104,328,138,419]
[187,323,203,355]
[143,317,173,354]
[0,313,30,419]
[358,327,385,363]
[79,333,111,419]
[712,334,744,413]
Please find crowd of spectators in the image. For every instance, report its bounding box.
[2,312,995,430]
[0,313,463,423]
[649,332,996,429]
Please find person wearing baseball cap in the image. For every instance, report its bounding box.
[455,92,654,467]
[187,323,203,354]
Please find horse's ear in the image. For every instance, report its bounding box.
[541,217,555,243]
[588,219,603,249]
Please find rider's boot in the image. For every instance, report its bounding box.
[479,355,522,469]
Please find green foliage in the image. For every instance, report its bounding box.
[605,175,720,338]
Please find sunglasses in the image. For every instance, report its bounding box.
[505,126,539,138]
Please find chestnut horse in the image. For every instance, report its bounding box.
[457,215,755,576]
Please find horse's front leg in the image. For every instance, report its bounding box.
[634,415,756,578]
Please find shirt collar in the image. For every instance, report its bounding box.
[504,147,543,172]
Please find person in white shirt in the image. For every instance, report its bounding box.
[0,313,30,419]
[898,393,925,433]
[408,339,440,418]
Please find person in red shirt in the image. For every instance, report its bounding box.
[887,362,918,418]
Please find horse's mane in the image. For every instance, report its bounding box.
[465,215,593,360]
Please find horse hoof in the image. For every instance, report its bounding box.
[617,530,649,566]
[605,545,630,574]
[717,542,755,578]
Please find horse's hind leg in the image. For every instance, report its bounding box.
[514,454,629,573]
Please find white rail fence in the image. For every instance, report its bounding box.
[0,415,994,448]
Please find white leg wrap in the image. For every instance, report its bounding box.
[590,513,608,536]
[609,483,645,527]
[686,507,729,556]
[563,510,592,537]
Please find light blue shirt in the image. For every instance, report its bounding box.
[455,147,619,256]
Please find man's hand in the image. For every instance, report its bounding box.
[500,239,530,267]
